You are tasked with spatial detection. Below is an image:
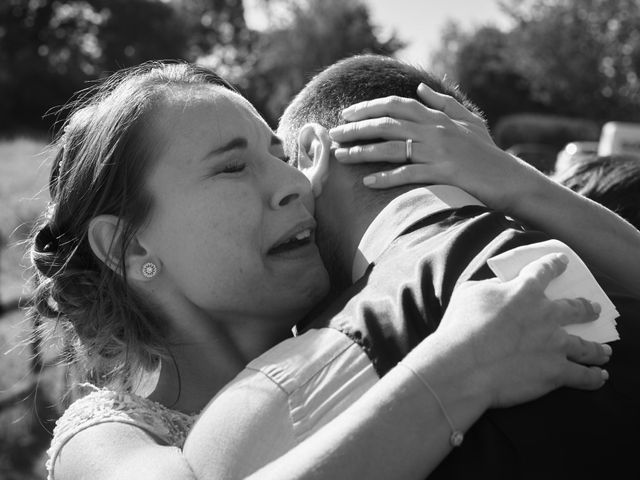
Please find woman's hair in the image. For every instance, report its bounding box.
[28,61,238,393]
[553,155,640,230]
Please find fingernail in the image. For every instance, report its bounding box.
[342,107,355,119]
[363,175,376,186]
[592,301,602,316]
[334,148,347,160]
[601,369,609,381]
[556,253,569,265]
[602,344,612,356]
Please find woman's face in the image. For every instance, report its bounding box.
[141,86,329,327]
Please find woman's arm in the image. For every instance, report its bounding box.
[329,85,640,294]
[247,254,608,480]
[186,255,609,480]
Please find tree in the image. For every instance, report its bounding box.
[225,0,403,127]
[0,0,251,134]
[502,0,640,122]
[432,24,546,127]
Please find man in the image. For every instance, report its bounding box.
[185,55,640,479]
[279,54,640,479]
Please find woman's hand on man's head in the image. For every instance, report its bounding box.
[328,84,537,213]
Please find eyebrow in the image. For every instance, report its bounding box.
[205,135,281,160]
[209,137,248,156]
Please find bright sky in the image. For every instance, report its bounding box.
[364,0,513,65]
[245,0,513,65]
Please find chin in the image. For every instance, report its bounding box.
[294,269,331,316]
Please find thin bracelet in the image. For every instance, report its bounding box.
[398,361,464,447]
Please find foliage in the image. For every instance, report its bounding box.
[430,21,551,128]
[500,0,640,122]
[0,0,251,134]
[230,0,404,127]
[451,26,547,127]
[429,0,640,127]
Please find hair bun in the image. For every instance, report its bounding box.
[35,224,59,254]
[33,224,65,278]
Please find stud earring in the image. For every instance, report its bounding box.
[141,262,158,279]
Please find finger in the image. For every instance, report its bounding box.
[558,363,608,391]
[564,335,612,365]
[516,252,569,289]
[334,141,407,164]
[329,118,408,143]
[417,83,485,126]
[341,96,425,123]
[553,297,602,326]
[362,164,437,189]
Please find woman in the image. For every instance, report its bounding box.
[34,61,613,480]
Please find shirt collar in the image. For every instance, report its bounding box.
[351,186,485,282]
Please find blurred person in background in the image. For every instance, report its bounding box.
[554,155,640,230]
[554,141,598,175]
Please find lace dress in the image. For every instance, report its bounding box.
[46,385,198,480]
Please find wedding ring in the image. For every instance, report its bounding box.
[405,138,413,163]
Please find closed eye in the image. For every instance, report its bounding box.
[221,160,246,174]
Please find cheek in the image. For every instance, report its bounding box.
[171,198,263,278]
[301,191,315,215]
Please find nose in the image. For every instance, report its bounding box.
[268,157,312,209]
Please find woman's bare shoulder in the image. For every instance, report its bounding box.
[47,387,197,480]
[52,422,197,480]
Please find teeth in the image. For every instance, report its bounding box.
[269,228,312,254]
[294,229,311,241]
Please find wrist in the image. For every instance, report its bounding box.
[402,335,493,432]
[496,154,550,218]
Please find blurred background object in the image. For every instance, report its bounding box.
[597,121,640,159]
[505,142,560,174]
[553,155,640,230]
[555,140,599,176]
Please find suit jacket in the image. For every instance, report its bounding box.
[302,188,640,479]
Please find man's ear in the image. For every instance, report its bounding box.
[297,123,332,197]
[88,215,157,282]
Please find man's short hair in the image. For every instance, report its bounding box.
[278,54,483,164]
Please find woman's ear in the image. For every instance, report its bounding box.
[88,215,157,282]
[297,123,332,197]
[88,215,125,274]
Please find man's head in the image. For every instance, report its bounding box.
[277,54,481,286]
[278,54,481,166]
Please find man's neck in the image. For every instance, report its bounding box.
[317,181,487,288]
[315,170,415,287]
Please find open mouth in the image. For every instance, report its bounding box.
[268,229,313,255]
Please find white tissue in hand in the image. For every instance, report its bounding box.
[487,239,619,343]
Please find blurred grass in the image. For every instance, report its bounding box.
[0,136,60,480]
[0,136,52,302]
